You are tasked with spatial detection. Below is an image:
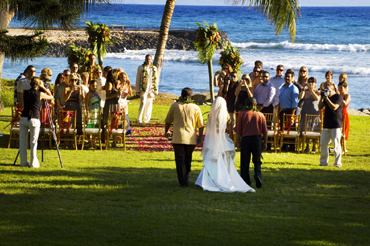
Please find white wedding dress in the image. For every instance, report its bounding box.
[195,97,255,193]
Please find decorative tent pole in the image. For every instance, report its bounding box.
[193,22,221,103]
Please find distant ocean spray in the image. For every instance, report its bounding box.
[5,4,370,109]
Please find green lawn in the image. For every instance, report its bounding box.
[0,101,369,246]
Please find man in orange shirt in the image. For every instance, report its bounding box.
[235,97,267,188]
[165,88,204,186]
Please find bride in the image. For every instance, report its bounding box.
[195,97,255,193]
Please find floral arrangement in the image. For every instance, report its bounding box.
[193,22,221,63]
[141,63,157,94]
[66,44,92,69]
[219,42,243,76]
[177,97,195,104]
[84,21,114,60]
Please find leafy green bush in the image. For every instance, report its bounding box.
[1,78,15,107]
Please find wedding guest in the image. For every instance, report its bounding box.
[279,69,299,151]
[235,97,267,188]
[118,72,133,135]
[14,66,30,106]
[298,77,321,153]
[102,69,122,147]
[16,66,36,108]
[80,72,90,95]
[297,66,309,87]
[195,97,255,193]
[53,73,65,120]
[338,82,351,154]
[219,71,239,139]
[165,88,204,187]
[95,68,106,109]
[103,66,112,78]
[250,67,262,94]
[319,83,343,167]
[320,71,337,91]
[135,54,158,123]
[270,65,285,116]
[82,53,101,81]
[214,63,233,88]
[249,60,263,80]
[338,73,347,83]
[63,69,71,84]
[235,74,253,112]
[55,72,69,115]
[70,62,82,85]
[85,80,101,149]
[63,74,84,136]
[254,71,275,113]
[19,78,54,168]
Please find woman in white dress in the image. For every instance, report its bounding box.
[195,97,255,193]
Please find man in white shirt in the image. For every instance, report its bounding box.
[135,54,158,123]
[17,66,35,108]
[270,65,285,115]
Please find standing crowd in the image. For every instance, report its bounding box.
[13,54,158,167]
[166,60,351,191]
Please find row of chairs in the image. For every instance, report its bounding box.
[261,112,346,154]
[7,106,128,151]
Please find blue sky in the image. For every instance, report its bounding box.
[120,0,370,6]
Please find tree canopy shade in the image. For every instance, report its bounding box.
[0,0,110,110]
[226,0,301,42]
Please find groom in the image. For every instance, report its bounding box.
[165,88,204,186]
[135,54,158,123]
[235,97,268,188]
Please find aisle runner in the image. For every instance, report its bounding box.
[126,122,203,152]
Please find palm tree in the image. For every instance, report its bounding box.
[0,0,110,110]
[153,0,300,96]
[153,0,176,77]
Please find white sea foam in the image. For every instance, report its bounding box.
[231,41,370,53]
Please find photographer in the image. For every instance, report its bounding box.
[318,83,343,167]
[19,78,54,168]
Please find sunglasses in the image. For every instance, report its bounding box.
[277,68,284,71]
[300,70,307,72]
[254,70,260,73]
[70,79,78,81]
[262,76,269,78]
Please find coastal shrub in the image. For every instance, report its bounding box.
[1,78,14,107]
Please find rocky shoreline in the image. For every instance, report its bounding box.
[8,28,229,57]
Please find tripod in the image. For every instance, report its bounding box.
[14,100,64,168]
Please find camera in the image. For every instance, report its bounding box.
[320,89,330,97]
[304,83,309,87]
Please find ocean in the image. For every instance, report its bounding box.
[4,4,370,109]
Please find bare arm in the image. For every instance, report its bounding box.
[197,127,204,146]
[298,89,305,100]
[343,94,351,107]
[63,87,73,102]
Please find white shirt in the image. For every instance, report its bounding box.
[96,76,106,108]
[17,77,31,93]
[269,76,285,106]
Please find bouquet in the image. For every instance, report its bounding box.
[219,42,243,77]
[66,44,91,69]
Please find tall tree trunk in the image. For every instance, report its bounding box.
[207,60,214,103]
[0,3,16,110]
[97,52,103,70]
[153,0,176,79]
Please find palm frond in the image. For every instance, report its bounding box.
[225,0,300,42]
